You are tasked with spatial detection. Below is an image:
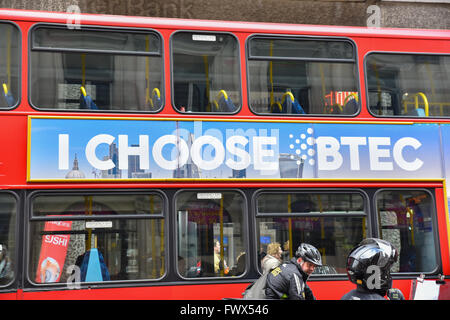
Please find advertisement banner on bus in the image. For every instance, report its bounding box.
[28,117,442,182]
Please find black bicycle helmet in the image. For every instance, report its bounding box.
[346,238,398,292]
[295,243,322,266]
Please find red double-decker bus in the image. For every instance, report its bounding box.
[0,8,449,300]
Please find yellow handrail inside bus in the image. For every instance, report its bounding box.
[2,83,8,95]
[270,102,282,113]
[343,92,359,105]
[281,91,295,104]
[149,87,161,109]
[402,92,429,116]
[212,90,229,111]
[80,86,87,97]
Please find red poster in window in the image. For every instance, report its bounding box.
[35,221,72,283]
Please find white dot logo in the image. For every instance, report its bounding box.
[286,127,316,167]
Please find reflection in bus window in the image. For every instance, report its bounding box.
[248,37,359,116]
[30,27,163,112]
[176,191,246,278]
[0,23,20,108]
[366,54,450,117]
[172,32,241,113]
[29,193,165,284]
[0,193,16,285]
[376,190,437,273]
[256,192,366,274]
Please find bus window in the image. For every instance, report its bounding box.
[30,27,163,112]
[171,32,241,113]
[256,191,366,275]
[248,37,359,116]
[176,191,246,278]
[29,193,165,284]
[0,193,16,286]
[0,23,20,109]
[376,190,437,273]
[366,54,450,117]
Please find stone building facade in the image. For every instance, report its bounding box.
[0,0,448,29]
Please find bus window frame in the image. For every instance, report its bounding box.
[245,33,361,118]
[0,20,21,111]
[25,189,169,288]
[173,188,249,280]
[169,30,243,115]
[252,188,370,278]
[0,190,19,290]
[364,51,450,119]
[372,187,442,277]
[28,23,165,114]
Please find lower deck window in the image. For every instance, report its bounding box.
[256,192,366,274]
[176,191,246,277]
[29,193,165,284]
[0,193,16,285]
[376,190,437,273]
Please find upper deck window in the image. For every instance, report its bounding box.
[248,37,359,116]
[171,32,241,113]
[30,26,163,112]
[0,23,20,109]
[366,53,450,117]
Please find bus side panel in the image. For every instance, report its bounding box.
[20,282,251,300]
[0,116,27,186]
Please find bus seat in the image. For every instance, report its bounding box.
[280,91,306,114]
[2,84,15,107]
[290,99,306,114]
[150,88,162,109]
[408,108,426,117]
[80,248,111,282]
[343,98,358,114]
[214,90,236,112]
[270,102,283,113]
[80,86,98,110]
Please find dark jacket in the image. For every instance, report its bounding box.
[341,285,386,300]
[265,258,315,300]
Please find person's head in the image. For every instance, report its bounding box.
[295,243,322,275]
[267,242,283,260]
[214,240,220,253]
[0,244,7,261]
[346,238,398,295]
